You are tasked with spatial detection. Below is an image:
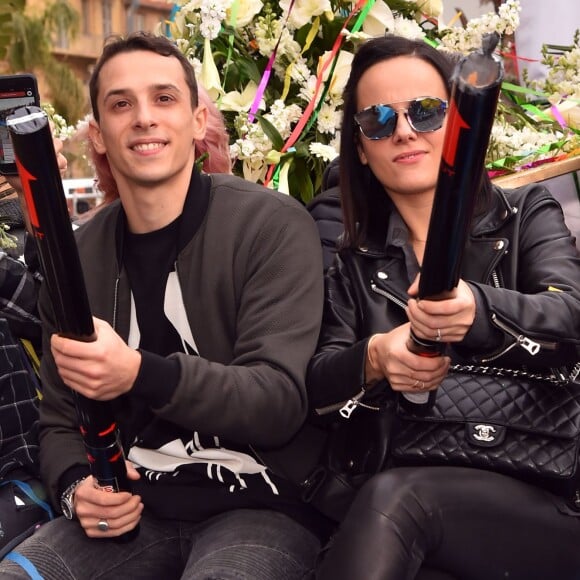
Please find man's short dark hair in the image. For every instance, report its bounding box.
[89,31,199,122]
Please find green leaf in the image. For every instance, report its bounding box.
[288,157,314,204]
[254,114,284,152]
[236,58,263,86]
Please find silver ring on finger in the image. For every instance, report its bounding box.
[97,519,109,532]
[412,378,420,389]
[435,328,442,342]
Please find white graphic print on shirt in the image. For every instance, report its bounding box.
[126,272,279,496]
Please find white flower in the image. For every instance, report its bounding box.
[298,75,318,104]
[220,82,260,112]
[362,0,394,37]
[200,36,224,100]
[279,0,332,30]
[317,50,353,102]
[198,0,228,39]
[497,0,520,35]
[439,0,521,54]
[242,157,268,183]
[227,0,263,28]
[415,0,443,19]
[309,142,339,162]
[327,50,353,99]
[253,17,300,60]
[264,101,302,139]
[289,59,312,87]
[391,16,425,40]
[317,103,341,135]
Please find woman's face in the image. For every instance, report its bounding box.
[355,55,449,201]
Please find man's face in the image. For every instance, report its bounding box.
[89,50,206,193]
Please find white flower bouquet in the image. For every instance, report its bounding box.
[161,0,445,201]
[38,0,578,204]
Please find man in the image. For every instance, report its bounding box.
[0,32,326,578]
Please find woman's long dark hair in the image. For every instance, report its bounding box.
[339,35,492,248]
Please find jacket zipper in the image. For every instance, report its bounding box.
[337,280,407,417]
[481,312,557,362]
[315,386,384,417]
[112,275,120,331]
[370,281,407,310]
[315,281,405,418]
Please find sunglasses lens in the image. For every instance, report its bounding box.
[408,97,447,132]
[356,105,397,140]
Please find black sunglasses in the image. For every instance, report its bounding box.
[354,97,448,140]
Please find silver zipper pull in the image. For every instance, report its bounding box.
[519,336,540,355]
[339,399,359,418]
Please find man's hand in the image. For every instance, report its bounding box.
[51,317,141,400]
[74,462,143,538]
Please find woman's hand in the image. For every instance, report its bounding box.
[366,323,450,393]
[406,277,476,343]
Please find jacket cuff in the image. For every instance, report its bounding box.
[57,465,91,501]
[454,283,502,358]
[131,350,180,408]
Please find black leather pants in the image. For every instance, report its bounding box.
[316,466,580,580]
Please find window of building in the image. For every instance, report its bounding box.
[134,11,145,31]
[55,21,69,49]
[102,0,112,37]
[81,0,91,35]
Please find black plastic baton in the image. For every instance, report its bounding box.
[7,105,138,540]
[404,33,504,408]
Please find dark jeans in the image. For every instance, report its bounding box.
[0,508,320,579]
[317,466,580,580]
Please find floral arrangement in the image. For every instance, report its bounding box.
[155,0,580,201]
[47,0,579,205]
[160,0,447,201]
[487,33,580,177]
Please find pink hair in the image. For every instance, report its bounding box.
[85,86,232,208]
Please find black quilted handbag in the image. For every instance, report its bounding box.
[391,364,580,509]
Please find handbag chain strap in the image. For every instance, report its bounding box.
[450,361,580,386]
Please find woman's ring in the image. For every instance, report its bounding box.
[435,328,442,341]
[97,519,109,532]
[412,379,420,388]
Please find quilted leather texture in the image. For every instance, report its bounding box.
[392,372,580,481]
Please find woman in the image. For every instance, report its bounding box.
[307,35,580,579]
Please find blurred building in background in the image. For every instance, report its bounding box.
[28,0,172,89]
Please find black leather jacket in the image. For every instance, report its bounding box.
[307,183,580,410]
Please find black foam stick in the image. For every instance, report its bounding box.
[7,106,138,540]
[404,34,504,408]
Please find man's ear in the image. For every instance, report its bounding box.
[192,104,208,143]
[88,118,106,155]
